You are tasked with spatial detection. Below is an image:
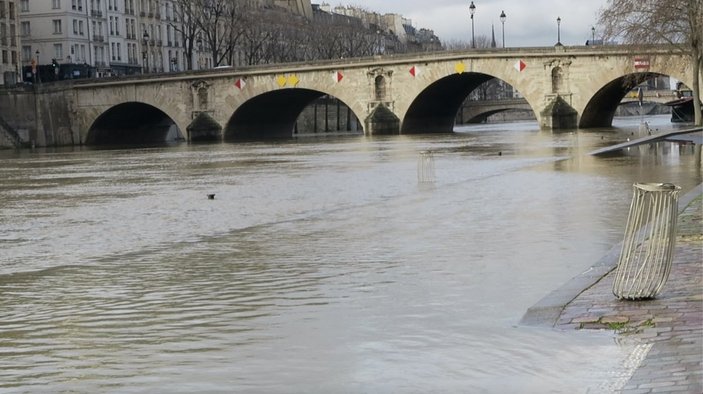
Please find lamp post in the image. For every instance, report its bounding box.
[469,1,476,49]
[197,37,203,70]
[142,30,149,73]
[499,10,506,48]
[591,26,595,44]
[556,17,562,46]
[376,30,381,55]
[35,50,40,83]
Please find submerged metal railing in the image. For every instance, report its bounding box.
[417,151,435,184]
[612,183,680,300]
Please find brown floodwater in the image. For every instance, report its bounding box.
[0,115,700,392]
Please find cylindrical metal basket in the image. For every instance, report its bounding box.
[612,183,680,300]
[417,151,436,184]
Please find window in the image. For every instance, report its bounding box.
[0,24,7,45]
[21,45,30,62]
[116,42,120,61]
[20,0,28,12]
[8,1,14,19]
[114,17,119,36]
[53,19,62,34]
[79,20,83,35]
[11,49,16,64]
[52,0,60,8]
[73,19,77,34]
[2,50,7,64]
[53,43,62,59]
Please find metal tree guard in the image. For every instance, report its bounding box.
[612,183,681,300]
[417,151,436,183]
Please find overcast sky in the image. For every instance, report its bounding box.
[336,0,608,47]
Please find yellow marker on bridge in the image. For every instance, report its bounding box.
[276,75,287,87]
[288,75,300,87]
[455,62,466,74]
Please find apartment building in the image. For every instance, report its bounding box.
[18,0,199,78]
[0,0,20,85]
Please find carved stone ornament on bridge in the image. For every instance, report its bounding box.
[367,67,393,103]
[191,80,212,112]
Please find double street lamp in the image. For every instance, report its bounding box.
[556,16,562,46]
[499,10,506,48]
[469,1,476,49]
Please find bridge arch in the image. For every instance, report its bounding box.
[579,72,673,128]
[224,88,362,140]
[401,72,537,133]
[573,52,695,128]
[85,102,184,145]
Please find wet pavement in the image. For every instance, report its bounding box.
[523,186,703,393]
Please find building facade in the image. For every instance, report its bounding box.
[0,0,20,85]
[17,0,211,79]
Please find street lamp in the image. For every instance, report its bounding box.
[556,16,562,46]
[469,1,476,49]
[197,37,203,70]
[35,50,40,83]
[499,10,506,48]
[142,30,149,73]
[591,26,595,44]
[376,29,382,55]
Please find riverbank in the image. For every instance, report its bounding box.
[522,185,703,392]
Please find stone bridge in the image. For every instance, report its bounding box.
[68,45,699,144]
[458,98,533,123]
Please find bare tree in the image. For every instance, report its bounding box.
[443,35,492,51]
[598,0,702,126]
[171,0,200,70]
[196,0,249,67]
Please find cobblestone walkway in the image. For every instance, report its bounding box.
[555,195,702,393]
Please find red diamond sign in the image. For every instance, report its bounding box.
[234,78,246,90]
[409,65,420,77]
[333,71,343,83]
[514,60,526,72]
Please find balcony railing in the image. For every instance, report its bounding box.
[93,35,104,42]
[91,9,102,17]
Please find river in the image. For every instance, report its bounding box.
[0,115,700,393]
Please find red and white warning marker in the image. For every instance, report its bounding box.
[333,71,344,83]
[234,78,246,90]
[514,60,526,72]
[633,57,650,70]
[409,65,420,77]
